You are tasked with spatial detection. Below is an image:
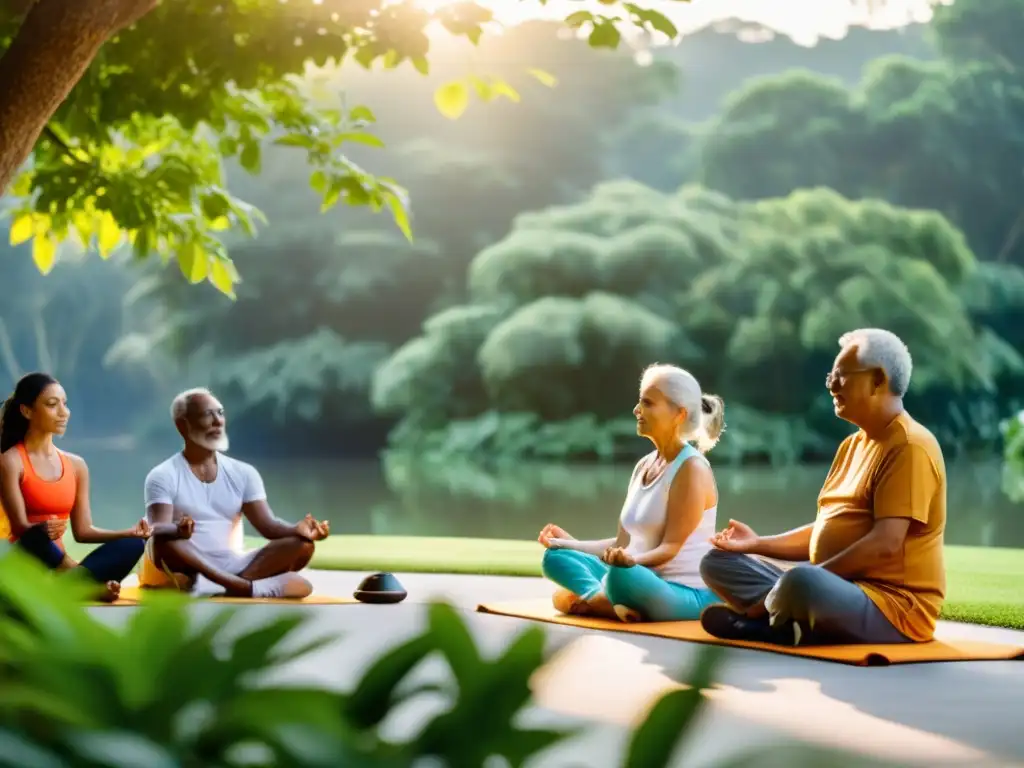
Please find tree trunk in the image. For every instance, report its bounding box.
[0,0,157,192]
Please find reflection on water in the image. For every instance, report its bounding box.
[80,446,1024,549]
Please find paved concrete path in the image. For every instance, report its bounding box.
[98,571,1024,767]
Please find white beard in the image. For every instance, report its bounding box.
[191,430,229,453]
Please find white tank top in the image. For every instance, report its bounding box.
[619,443,716,589]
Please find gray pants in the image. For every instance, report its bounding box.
[700,549,911,644]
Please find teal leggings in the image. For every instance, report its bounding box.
[542,547,720,622]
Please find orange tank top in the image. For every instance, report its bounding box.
[6,443,77,545]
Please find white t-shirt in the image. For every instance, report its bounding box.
[144,452,266,556]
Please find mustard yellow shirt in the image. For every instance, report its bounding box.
[810,412,946,642]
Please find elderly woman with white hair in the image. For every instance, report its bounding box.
[700,328,948,646]
[537,363,726,623]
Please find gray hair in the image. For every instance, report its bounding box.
[838,328,913,397]
[170,387,216,422]
[640,363,726,453]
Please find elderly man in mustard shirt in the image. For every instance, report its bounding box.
[699,328,946,645]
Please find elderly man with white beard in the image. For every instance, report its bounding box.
[139,388,330,598]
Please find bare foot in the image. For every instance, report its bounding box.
[613,605,643,623]
[552,589,622,620]
[552,588,588,615]
[582,593,620,620]
[97,581,121,603]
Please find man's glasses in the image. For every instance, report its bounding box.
[193,407,225,424]
[825,368,875,390]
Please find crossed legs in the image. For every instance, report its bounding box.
[15,523,144,602]
[698,548,911,645]
[149,535,314,598]
[542,548,719,622]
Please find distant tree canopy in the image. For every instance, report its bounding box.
[371,181,1024,463]
[0,0,685,296]
[693,0,1024,267]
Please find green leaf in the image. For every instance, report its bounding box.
[200,191,232,221]
[354,45,377,69]
[273,134,316,149]
[31,234,56,274]
[66,731,178,768]
[229,615,312,671]
[490,80,521,103]
[97,211,120,258]
[9,214,33,246]
[411,57,430,75]
[333,176,372,208]
[427,602,482,684]
[337,132,385,148]
[321,185,340,212]
[260,723,353,766]
[434,80,470,120]
[495,728,570,768]
[177,241,208,283]
[564,10,594,28]
[479,625,548,722]
[385,189,413,242]
[469,76,495,102]
[623,645,725,768]
[342,633,436,729]
[348,105,376,123]
[588,20,622,49]
[415,619,560,765]
[10,173,32,198]
[116,600,191,707]
[210,258,237,298]
[0,682,102,727]
[223,688,345,733]
[637,8,678,39]
[527,68,558,88]
[239,141,262,173]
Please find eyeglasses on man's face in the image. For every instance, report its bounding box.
[825,367,875,391]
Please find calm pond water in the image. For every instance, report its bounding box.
[77,445,1024,549]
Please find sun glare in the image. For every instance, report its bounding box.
[407,0,940,45]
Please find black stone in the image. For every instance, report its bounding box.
[353,572,407,604]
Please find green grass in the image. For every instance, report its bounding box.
[943,545,1024,630]
[67,535,1024,630]
[300,535,546,577]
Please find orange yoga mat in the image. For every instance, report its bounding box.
[94,585,358,607]
[477,599,1024,667]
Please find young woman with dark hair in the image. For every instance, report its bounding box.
[0,372,150,602]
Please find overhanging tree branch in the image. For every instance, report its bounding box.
[0,0,158,191]
[42,124,90,165]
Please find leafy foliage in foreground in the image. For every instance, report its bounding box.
[0,548,888,767]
